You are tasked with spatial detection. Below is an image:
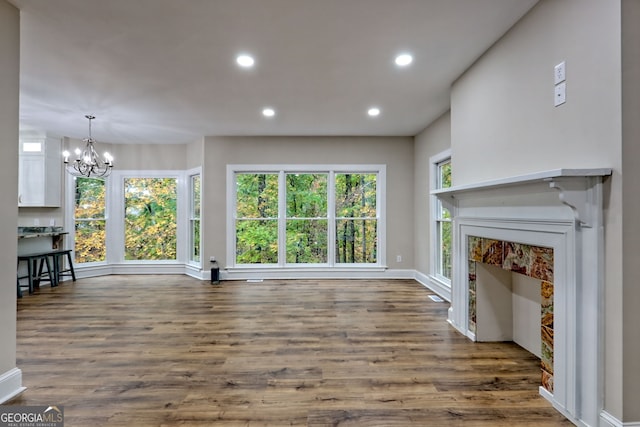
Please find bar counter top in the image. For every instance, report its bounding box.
[18,226,67,239]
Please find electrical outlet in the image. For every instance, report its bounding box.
[33,218,40,226]
[554,82,566,107]
[49,218,55,226]
[209,256,216,262]
[396,255,402,263]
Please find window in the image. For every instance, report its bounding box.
[229,165,385,268]
[335,173,377,264]
[431,150,452,282]
[286,173,328,264]
[189,173,201,264]
[235,173,279,264]
[124,177,177,261]
[74,177,106,263]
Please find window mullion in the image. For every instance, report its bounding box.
[278,170,286,267]
[327,171,336,267]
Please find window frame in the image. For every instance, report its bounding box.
[67,176,109,266]
[429,149,452,287]
[108,170,187,264]
[284,172,329,266]
[187,168,202,267]
[227,164,386,270]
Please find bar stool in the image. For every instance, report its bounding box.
[17,251,56,295]
[50,249,76,283]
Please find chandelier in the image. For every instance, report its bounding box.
[62,115,113,178]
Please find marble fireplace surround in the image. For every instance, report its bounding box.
[433,169,611,427]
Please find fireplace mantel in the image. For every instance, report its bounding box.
[432,168,611,228]
[432,168,611,198]
[432,168,611,427]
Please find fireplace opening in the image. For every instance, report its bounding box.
[468,236,554,392]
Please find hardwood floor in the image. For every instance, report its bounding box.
[9,276,572,426]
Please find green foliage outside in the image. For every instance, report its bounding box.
[286,174,328,263]
[74,177,106,263]
[335,173,377,263]
[124,178,177,260]
[235,172,378,265]
[236,174,279,263]
[439,160,452,278]
[191,175,201,263]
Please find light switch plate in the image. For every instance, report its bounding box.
[554,61,566,84]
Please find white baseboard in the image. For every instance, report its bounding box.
[600,410,640,427]
[185,264,206,280]
[0,368,25,404]
[414,271,451,301]
[221,268,415,281]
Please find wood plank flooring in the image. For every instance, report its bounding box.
[9,276,572,426]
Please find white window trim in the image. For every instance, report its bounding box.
[64,173,111,267]
[226,164,386,271]
[429,149,452,289]
[187,167,202,268]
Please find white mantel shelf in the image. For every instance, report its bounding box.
[431,168,612,198]
[432,168,612,229]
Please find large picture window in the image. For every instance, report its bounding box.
[74,177,106,264]
[229,165,385,268]
[124,177,177,261]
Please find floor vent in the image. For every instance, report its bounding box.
[247,279,264,283]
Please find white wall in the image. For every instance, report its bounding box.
[450,0,625,419]
[102,142,187,170]
[202,136,414,272]
[413,111,451,278]
[0,0,21,402]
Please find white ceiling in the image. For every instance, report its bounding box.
[10,0,539,145]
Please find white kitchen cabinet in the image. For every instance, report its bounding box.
[18,136,62,207]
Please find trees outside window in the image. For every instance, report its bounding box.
[124,177,177,261]
[235,173,279,264]
[74,177,106,263]
[335,173,377,264]
[230,166,384,268]
[286,173,328,264]
[433,155,452,280]
[189,174,201,264]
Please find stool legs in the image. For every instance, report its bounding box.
[53,251,76,283]
[65,251,76,281]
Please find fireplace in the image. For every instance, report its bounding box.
[467,237,555,392]
[433,169,610,427]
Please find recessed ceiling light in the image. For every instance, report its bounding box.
[262,107,275,117]
[236,54,255,68]
[367,107,381,117]
[395,53,413,67]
